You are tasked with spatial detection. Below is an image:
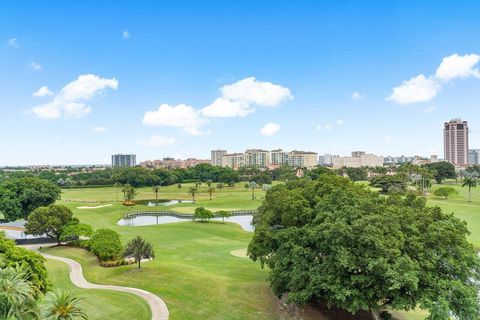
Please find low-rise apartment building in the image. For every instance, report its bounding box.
[333,152,383,169]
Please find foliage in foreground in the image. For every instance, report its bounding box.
[248,175,480,320]
[42,289,87,320]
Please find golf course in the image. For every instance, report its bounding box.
[38,181,479,320]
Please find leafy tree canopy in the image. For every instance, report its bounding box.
[423,161,456,184]
[25,205,77,245]
[248,175,480,319]
[0,177,61,221]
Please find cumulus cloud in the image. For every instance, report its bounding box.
[31,74,118,119]
[32,86,53,97]
[8,38,19,48]
[388,53,480,104]
[336,119,344,125]
[260,123,280,136]
[221,77,293,106]
[122,30,131,39]
[30,62,42,71]
[91,126,107,133]
[387,74,441,104]
[138,135,176,147]
[352,91,365,100]
[435,54,480,81]
[143,104,207,135]
[143,77,292,134]
[202,98,253,118]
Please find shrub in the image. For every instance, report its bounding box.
[88,229,123,261]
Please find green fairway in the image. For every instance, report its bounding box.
[42,181,479,320]
[41,258,151,319]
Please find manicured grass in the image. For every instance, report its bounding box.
[46,181,479,319]
[40,258,151,319]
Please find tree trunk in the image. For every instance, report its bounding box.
[370,309,381,320]
[138,260,141,269]
[469,187,471,202]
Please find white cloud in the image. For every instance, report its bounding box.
[143,104,206,135]
[387,74,441,104]
[388,53,480,105]
[202,97,253,118]
[138,135,176,147]
[260,123,280,136]
[31,74,118,120]
[422,106,435,114]
[122,30,131,39]
[336,119,344,126]
[143,77,292,134]
[316,123,333,131]
[8,38,18,48]
[221,77,293,107]
[92,126,107,133]
[435,53,480,81]
[30,62,42,71]
[352,91,365,100]
[32,86,53,97]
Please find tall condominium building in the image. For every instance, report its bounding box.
[333,152,383,169]
[288,151,318,168]
[468,149,480,165]
[319,154,339,166]
[210,149,227,166]
[444,119,469,166]
[245,149,270,167]
[221,153,245,169]
[111,154,136,167]
[271,149,289,166]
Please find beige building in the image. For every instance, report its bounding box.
[288,151,318,168]
[210,149,227,166]
[271,149,289,166]
[333,152,383,169]
[245,149,270,167]
[221,153,245,169]
[444,119,469,166]
[140,158,209,169]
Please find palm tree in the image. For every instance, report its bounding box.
[249,181,257,200]
[207,187,215,200]
[152,186,160,204]
[462,177,477,202]
[188,187,198,203]
[124,236,155,269]
[42,289,87,320]
[0,265,39,320]
[113,182,122,202]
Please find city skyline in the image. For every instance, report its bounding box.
[2,2,480,166]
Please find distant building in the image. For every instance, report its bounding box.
[210,149,227,166]
[245,149,271,167]
[271,149,290,166]
[444,119,469,166]
[319,154,339,166]
[140,158,209,169]
[333,152,383,169]
[288,151,318,168]
[221,153,245,169]
[468,149,480,165]
[112,154,136,167]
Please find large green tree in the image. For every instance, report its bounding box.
[248,175,480,320]
[25,205,78,245]
[0,177,61,221]
[424,161,456,184]
[462,177,477,202]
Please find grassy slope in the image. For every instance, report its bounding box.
[41,259,151,319]
[48,182,479,320]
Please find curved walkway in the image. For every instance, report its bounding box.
[24,244,169,320]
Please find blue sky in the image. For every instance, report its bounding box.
[1,1,480,165]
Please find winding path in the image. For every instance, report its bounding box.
[24,244,169,320]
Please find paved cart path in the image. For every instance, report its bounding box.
[24,244,169,320]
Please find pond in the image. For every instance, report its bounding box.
[136,199,194,207]
[118,214,254,232]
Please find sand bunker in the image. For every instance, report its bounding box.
[77,204,112,209]
[230,248,248,258]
